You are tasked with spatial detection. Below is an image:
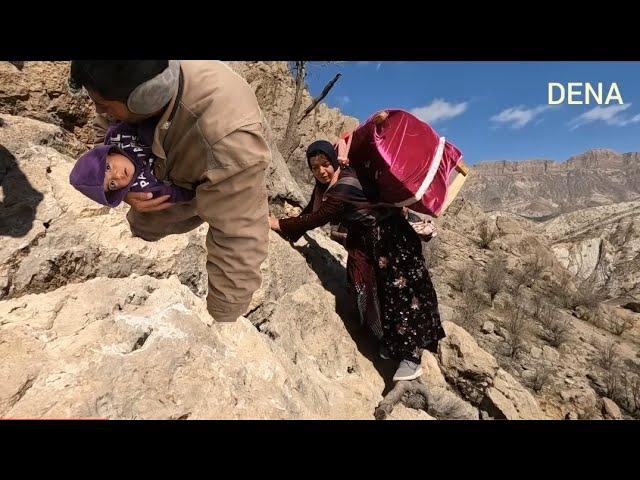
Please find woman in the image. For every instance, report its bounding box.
[269,140,445,381]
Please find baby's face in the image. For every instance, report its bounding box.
[104,153,135,192]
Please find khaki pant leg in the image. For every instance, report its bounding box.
[126,199,203,241]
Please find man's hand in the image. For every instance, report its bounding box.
[124,192,172,212]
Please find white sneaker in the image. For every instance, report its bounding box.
[393,359,423,381]
[379,345,391,360]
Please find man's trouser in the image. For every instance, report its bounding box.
[126,199,203,241]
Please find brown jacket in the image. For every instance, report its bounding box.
[93,61,270,322]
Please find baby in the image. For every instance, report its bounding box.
[69,121,194,207]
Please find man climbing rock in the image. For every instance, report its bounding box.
[69,60,271,323]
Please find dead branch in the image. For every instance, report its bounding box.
[374,380,432,420]
[297,73,342,124]
[279,61,307,160]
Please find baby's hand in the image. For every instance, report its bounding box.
[125,192,172,212]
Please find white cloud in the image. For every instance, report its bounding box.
[568,104,640,130]
[336,95,351,105]
[355,61,383,71]
[410,98,468,124]
[491,105,552,129]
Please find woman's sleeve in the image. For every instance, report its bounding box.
[279,195,345,243]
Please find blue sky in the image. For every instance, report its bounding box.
[305,62,640,165]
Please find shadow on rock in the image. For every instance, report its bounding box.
[294,233,398,395]
[0,144,44,237]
